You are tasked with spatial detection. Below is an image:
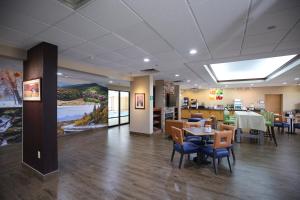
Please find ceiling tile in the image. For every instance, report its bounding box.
[247,5,300,35]
[78,0,141,32]
[0,26,30,45]
[1,0,74,25]
[74,42,108,56]
[96,51,129,62]
[0,9,49,36]
[189,0,249,56]
[116,22,161,45]
[114,46,149,59]
[60,48,90,61]
[36,27,85,50]
[56,13,109,41]
[92,34,132,51]
[123,0,209,57]
[138,38,172,54]
[244,29,287,49]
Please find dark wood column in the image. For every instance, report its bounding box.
[23,42,58,175]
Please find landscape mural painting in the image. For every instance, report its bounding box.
[57,83,108,135]
[0,59,23,147]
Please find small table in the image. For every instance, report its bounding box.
[182,127,215,164]
[183,127,215,136]
[235,111,266,144]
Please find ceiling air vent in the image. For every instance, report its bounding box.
[140,68,160,73]
[173,80,184,83]
[58,0,92,10]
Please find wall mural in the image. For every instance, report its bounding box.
[0,66,23,147]
[57,83,108,136]
[0,58,108,147]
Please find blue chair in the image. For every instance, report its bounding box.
[170,126,202,168]
[201,130,233,174]
[294,115,300,133]
[188,113,203,122]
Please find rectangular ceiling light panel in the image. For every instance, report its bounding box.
[210,55,297,82]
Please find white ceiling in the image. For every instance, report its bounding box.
[0,0,300,88]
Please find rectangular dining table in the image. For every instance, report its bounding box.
[235,111,267,144]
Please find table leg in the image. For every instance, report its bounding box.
[236,128,241,143]
[259,130,264,145]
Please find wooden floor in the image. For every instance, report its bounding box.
[0,125,300,200]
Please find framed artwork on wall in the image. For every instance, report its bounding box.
[135,93,145,109]
[23,78,41,101]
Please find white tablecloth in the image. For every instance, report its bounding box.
[235,111,266,132]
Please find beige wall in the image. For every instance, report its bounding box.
[182,86,300,112]
[130,75,153,134]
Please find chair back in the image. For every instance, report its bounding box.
[191,113,203,118]
[171,126,184,145]
[220,123,236,143]
[262,111,274,126]
[210,115,217,129]
[184,121,201,128]
[295,115,300,123]
[204,118,212,126]
[213,130,232,149]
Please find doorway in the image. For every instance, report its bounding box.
[265,94,283,114]
[108,90,130,126]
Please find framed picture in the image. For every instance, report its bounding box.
[135,93,145,109]
[23,78,41,101]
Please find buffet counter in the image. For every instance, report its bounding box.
[182,108,262,121]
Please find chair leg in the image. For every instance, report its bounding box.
[227,156,232,173]
[213,155,217,174]
[187,154,190,160]
[231,148,236,162]
[179,153,184,169]
[271,126,277,146]
[171,148,175,162]
[218,158,221,165]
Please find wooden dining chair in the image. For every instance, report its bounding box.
[170,126,202,168]
[220,124,236,162]
[201,130,233,174]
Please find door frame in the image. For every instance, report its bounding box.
[108,90,130,127]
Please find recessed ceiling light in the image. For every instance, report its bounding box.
[194,83,198,86]
[250,83,254,86]
[189,49,197,55]
[225,85,228,87]
[143,58,150,62]
[295,77,299,81]
[175,74,180,77]
[109,80,113,84]
[187,79,191,83]
[282,82,287,85]
[57,72,63,76]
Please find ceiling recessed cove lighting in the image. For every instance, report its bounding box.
[189,49,197,55]
[143,58,150,63]
[57,72,63,76]
[295,77,300,81]
[282,82,287,85]
[208,54,297,83]
[175,74,180,77]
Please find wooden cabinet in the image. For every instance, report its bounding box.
[181,109,224,121]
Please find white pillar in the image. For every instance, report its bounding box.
[130,75,153,134]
